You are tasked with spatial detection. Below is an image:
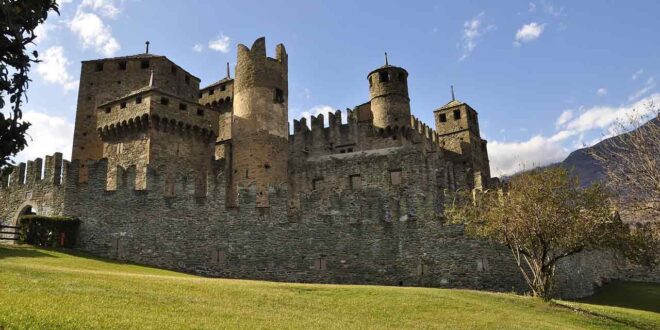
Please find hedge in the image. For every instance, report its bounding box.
[18,215,80,248]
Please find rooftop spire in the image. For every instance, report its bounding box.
[384,52,389,66]
[145,41,150,54]
[451,85,455,101]
[226,62,230,79]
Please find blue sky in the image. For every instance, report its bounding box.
[11,0,660,176]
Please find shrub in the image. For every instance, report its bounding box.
[18,215,80,248]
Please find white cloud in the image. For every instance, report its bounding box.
[596,88,607,97]
[632,69,644,80]
[490,93,660,177]
[514,22,544,45]
[629,77,656,101]
[528,2,537,12]
[192,44,204,52]
[13,110,74,163]
[80,0,121,19]
[209,34,231,53]
[69,3,121,56]
[489,135,568,177]
[458,12,494,61]
[555,109,573,128]
[33,22,56,46]
[36,46,79,91]
[57,0,73,8]
[540,0,565,17]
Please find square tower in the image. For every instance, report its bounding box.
[434,99,491,185]
[71,54,202,181]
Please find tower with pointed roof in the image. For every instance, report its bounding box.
[434,89,491,186]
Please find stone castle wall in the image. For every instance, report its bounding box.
[3,150,651,298]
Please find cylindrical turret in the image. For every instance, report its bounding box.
[367,63,410,129]
[231,37,288,207]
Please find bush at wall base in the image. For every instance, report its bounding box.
[18,215,80,248]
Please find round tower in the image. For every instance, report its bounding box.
[231,37,288,207]
[367,56,411,129]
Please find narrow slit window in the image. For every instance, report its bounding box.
[141,60,150,69]
[209,88,214,95]
[274,88,284,103]
[118,61,127,70]
[179,103,187,111]
[185,75,190,85]
[161,97,169,105]
[390,170,402,186]
[196,108,204,116]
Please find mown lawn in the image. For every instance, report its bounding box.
[0,245,658,329]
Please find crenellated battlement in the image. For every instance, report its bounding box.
[1,153,66,189]
[289,108,445,157]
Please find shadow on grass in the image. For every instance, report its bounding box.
[0,244,55,260]
[575,281,660,313]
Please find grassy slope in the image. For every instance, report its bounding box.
[0,246,658,330]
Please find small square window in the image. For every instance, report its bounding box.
[198,92,203,98]
[209,89,214,95]
[349,175,361,190]
[439,113,447,123]
[379,71,389,82]
[161,97,169,105]
[120,102,126,109]
[179,103,188,111]
[95,62,104,71]
[274,88,284,103]
[390,170,402,186]
[312,178,323,190]
[220,84,226,91]
[141,60,150,69]
[453,109,461,120]
[118,61,127,70]
[196,108,204,116]
[136,96,142,104]
[105,107,111,113]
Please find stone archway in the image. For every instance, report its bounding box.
[12,202,38,226]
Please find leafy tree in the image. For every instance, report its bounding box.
[0,0,59,172]
[445,167,626,300]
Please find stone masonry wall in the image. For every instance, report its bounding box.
[1,151,655,298]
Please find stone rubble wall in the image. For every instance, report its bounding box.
[1,150,655,298]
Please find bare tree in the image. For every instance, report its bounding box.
[589,102,659,219]
[445,167,626,300]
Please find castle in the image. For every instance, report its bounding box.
[1,38,636,298]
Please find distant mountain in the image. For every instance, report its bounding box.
[561,116,659,187]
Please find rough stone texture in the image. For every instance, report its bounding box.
[368,65,411,129]
[434,101,491,182]
[2,37,655,299]
[71,55,202,181]
[231,38,288,206]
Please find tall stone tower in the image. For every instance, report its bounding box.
[71,52,202,181]
[367,57,411,129]
[231,37,288,207]
[434,93,491,187]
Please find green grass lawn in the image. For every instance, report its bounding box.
[0,245,658,329]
